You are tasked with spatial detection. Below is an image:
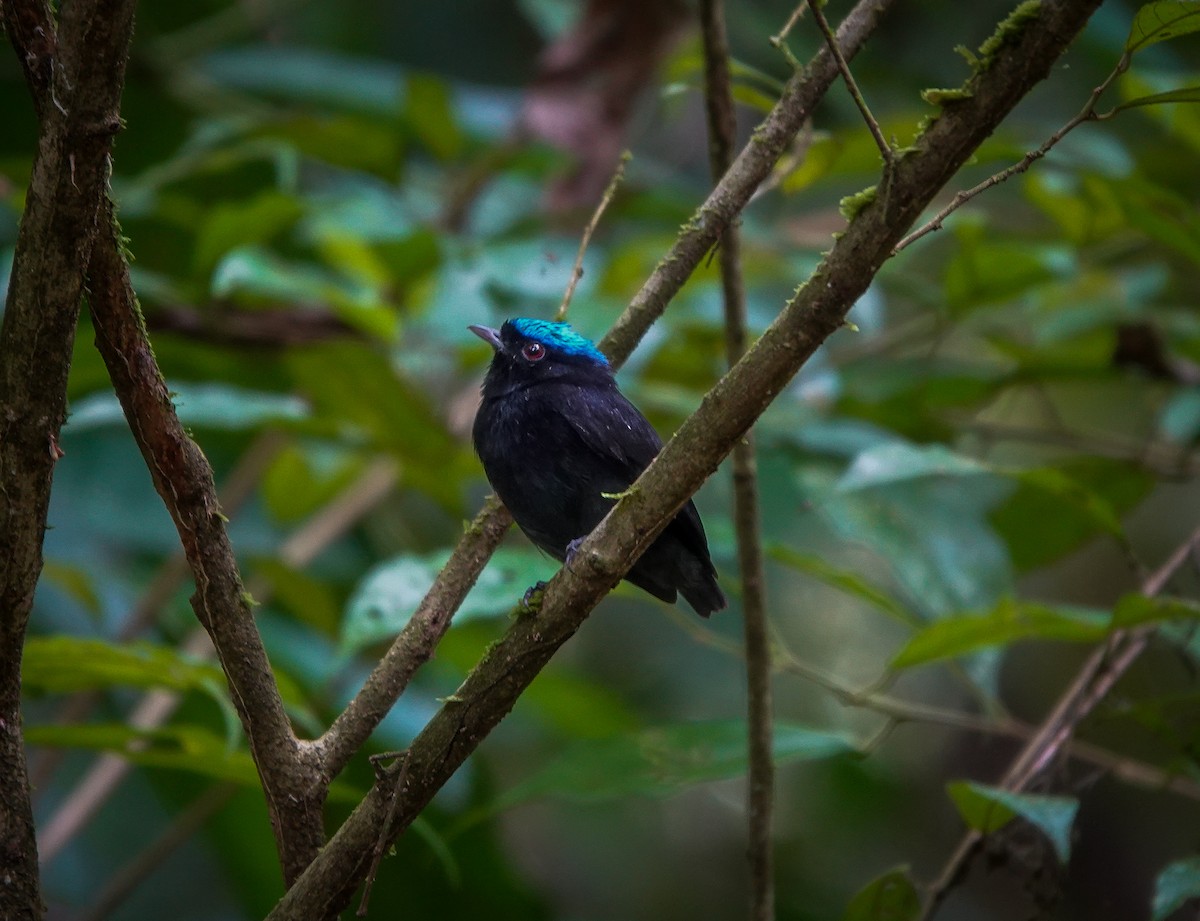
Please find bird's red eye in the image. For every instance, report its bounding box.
[522,342,546,362]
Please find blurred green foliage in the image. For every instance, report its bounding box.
[4,1,1200,919]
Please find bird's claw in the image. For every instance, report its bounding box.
[564,537,584,567]
[521,580,548,613]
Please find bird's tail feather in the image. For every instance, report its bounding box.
[681,575,725,619]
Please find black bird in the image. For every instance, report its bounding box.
[470,318,725,617]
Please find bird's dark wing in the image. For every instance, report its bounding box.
[559,384,663,472]
[556,384,714,564]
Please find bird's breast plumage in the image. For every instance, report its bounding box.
[474,379,645,555]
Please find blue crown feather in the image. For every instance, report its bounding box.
[508,318,609,365]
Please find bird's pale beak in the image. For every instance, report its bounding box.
[468,324,504,351]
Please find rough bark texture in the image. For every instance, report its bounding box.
[85,202,326,885]
[0,0,137,916]
[266,1,1104,916]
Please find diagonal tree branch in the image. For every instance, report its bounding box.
[267,1,1105,915]
[311,0,900,787]
[84,201,324,885]
[0,0,137,917]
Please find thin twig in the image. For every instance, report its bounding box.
[598,0,899,367]
[769,3,808,68]
[894,52,1131,254]
[699,1,775,919]
[666,608,1200,802]
[357,752,411,917]
[919,523,1200,920]
[807,0,893,168]
[555,151,631,321]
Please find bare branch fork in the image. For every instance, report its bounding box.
[555,151,631,321]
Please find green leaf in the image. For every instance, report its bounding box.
[193,191,305,277]
[943,238,1072,314]
[262,444,372,525]
[40,562,103,616]
[1112,86,1200,113]
[813,454,1014,626]
[780,134,846,194]
[947,783,1079,862]
[1110,178,1200,266]
[990,459,1148,571]
[1111,594,1200,628]
[730,82,783,114]
[200,47,405,116]
[23,636,231,702]
[1152,855,1200,921]
[843,867,921,921]
[768,545,921,627]
[22,635,318,738]
[1008,467,1125,537]
[1160,387,1200,443]
[24,723,363,803]
[409,817,463,887]
[406,74,464,160]
[890,598,1109,670]
[285,342,470,507]
[502,721,856,804]
[69,384,309,432]
[211,247,397,339]
[1116,71,1200,150]
[948,780,1017,833]
[836,443,988,491]
[1126,1,1200,54]
[340,547,552,653]
[251,114,403,174]
[255,559,343,633]
[521,668,643,739]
